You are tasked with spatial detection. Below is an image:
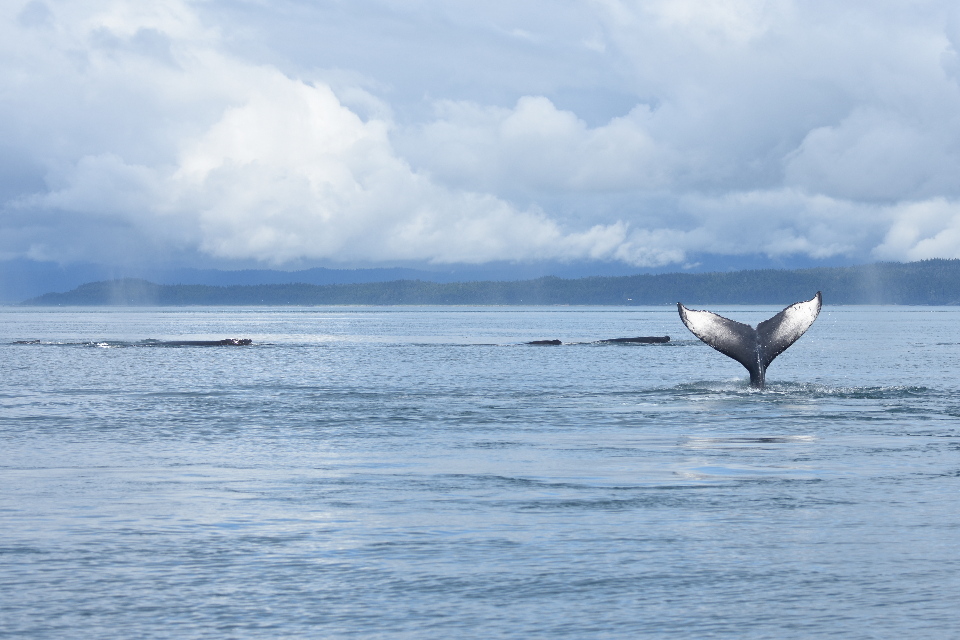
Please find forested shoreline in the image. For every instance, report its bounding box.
[20,259,960,306]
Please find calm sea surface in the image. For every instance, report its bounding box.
[2,306,960,639]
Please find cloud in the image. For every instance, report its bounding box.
[4,0,960,270]
[873,198,960,260]
[0,0,654,266]
[167,79,638,265]
[788,111,960,202]
[397,97,668,195]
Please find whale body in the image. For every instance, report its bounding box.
[677,292,822,389]
[601,336,670,344]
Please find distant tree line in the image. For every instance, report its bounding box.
[19,259,960,306]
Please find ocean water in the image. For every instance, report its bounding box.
[2,305,960,639]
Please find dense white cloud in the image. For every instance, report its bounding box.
[784,108,960,201]
[1,0,640,266]
[874,198,960,260]
[397,97,668,194]
[3,0,960,269]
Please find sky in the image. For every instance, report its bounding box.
[3,0,960,275]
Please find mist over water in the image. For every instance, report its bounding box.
[2,307,960,639]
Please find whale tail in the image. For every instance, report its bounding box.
[677,292,822,389]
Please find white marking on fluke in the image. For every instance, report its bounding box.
[677,292,822,389]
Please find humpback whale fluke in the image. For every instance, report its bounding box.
[677,292,822,389]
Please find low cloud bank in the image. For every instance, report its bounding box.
[3,0,960,269]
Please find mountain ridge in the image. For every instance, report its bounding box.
[19,259,960,306]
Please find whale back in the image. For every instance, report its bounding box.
[678,292,822,388]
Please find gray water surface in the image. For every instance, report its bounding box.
[2,306,959,638]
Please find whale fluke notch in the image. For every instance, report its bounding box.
[678,292,821,389]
